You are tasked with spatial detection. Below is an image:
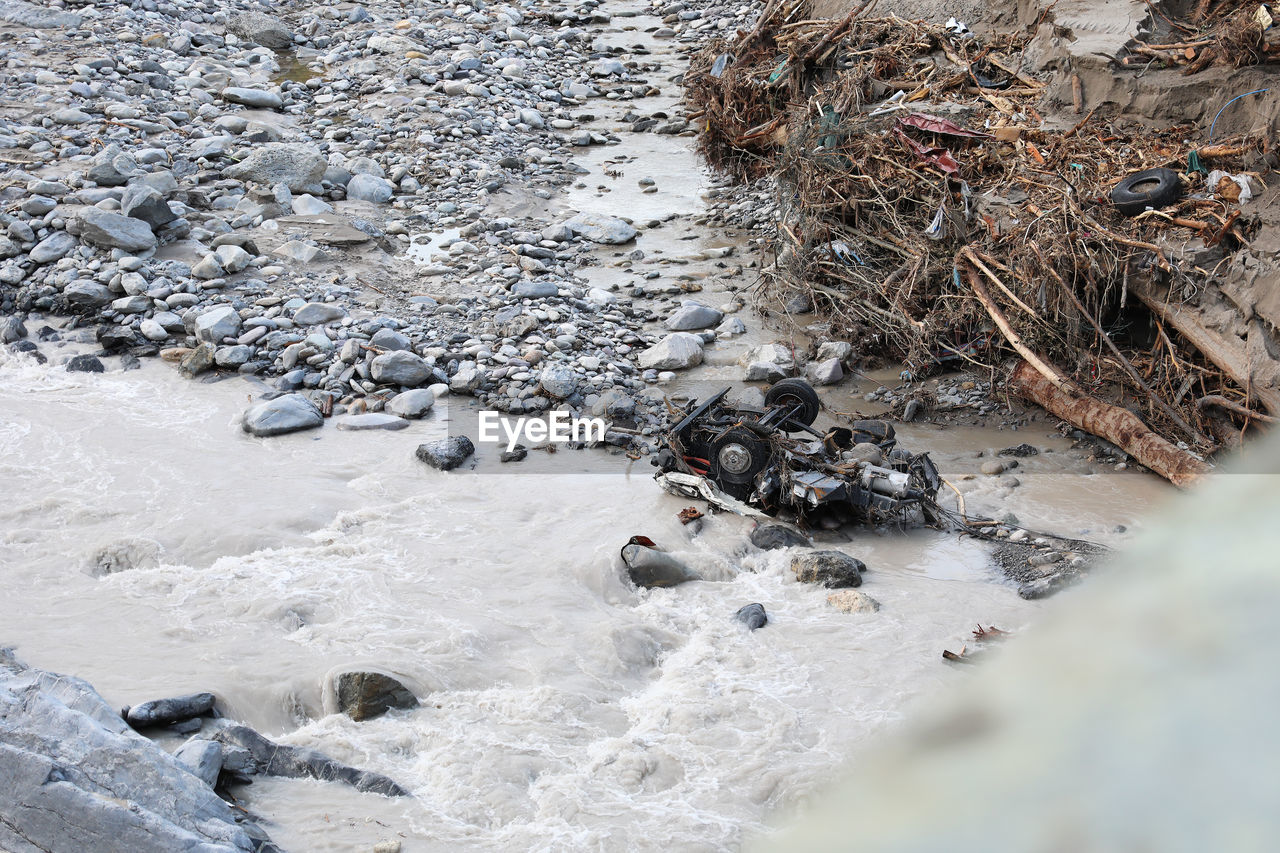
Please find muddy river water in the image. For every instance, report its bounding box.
[0,7,1172,852]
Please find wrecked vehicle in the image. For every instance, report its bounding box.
[653,379,942,527]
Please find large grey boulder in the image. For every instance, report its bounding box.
[193,305,242,344]
[121,183,177,227]
[0,649,275,853]
[371,350,431,386]
[63,280,114,310]
[539,364,576,398]
[387,389,435,418]
[638,333,704,370]
[87,143,140,186]
[242,393,323,437]
[664,301,723,331]
[345,173,394,203]
[29,230,77,264]
[226,11,293,48]
[0,315,26,343]
[562,211,637,244]
[77,208,157,252]
[223,143,326,192]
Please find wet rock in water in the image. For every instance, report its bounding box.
[0,651,274,853]
[981,460,1007,475]
[416,435,474,470]
[827,589,881,613]
[750,523,812,550]
[371,350,432,386]
[65,354,104,373]
[76,208,157,252]
[242,393,323,437]
[387,389,435,418]
[0,315,26,343]
[744,361,788,383]
[125,692,216,728]
[226,10,293,47]
[735,603,768,629]
[562,211,637,244]
[792,551,865,588]
[739,343,795,372]
[806,357,843,386]
[334,671,419,722]
[180,342,216,377]
[293,302,347,325]
[210,725,409,797]
[664,300,723,331]
[223,143,326,192]
[621,539,700,588]
[500,444,528,463]
[335,413,410,431]
[173,738,222,788]
[817,341,853,364]
[1000,443,1040,457]
[638,333,704,370]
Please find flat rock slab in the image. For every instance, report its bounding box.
[267,215,374,246]
[335,413,409,431]
[563,211,637,244]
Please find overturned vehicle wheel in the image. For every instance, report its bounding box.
[709,428,772,501]
[764,378,820,431]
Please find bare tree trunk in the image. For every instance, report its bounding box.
[1008,361,1211,488]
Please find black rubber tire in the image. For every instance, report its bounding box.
[709,428,772,500]
[765,379,820,430]
[1110,168,1182,217]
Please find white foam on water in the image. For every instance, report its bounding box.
[0,348,1162,851]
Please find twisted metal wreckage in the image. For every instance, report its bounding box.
[648,379,1105,598]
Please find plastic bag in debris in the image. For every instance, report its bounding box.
[1207,169,1255,204]
[946,17,973,38]
[925,203,947,240]
[711,53,734,78]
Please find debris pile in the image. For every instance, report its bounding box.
[1130,1,1280,73]
[685,0,1280,485]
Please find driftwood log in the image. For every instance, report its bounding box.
[1008,360,1211,488]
